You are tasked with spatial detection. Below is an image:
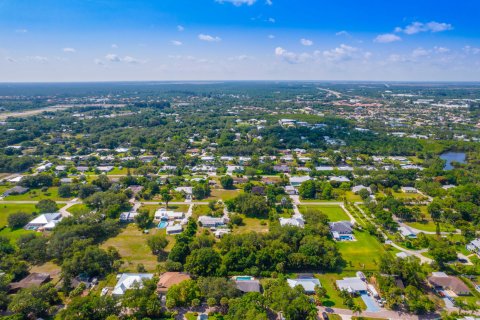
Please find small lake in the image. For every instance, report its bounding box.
[440,152,466,170]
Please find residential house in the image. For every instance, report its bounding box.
[287,277,321,294]
[233,276,261,293]
[112,273,154,296]
[466,239,480,255]
[401,187,418,193]
[329,221,354,241]
[24,213,63,231]
[2,186,29,197]
[336,277,368,294]
[289,176,311,187]
[154,208,184,221]
[398,226,418,239]
[8,273,51,293]
[166,224,183,235]
[157,272,191,294]
[351,185,371,194]
[279,214,305,228]
[428,272,471,296]
[198,216,226,228]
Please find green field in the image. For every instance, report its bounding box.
[4,187,73,201]
[299,205,350,222]
[101,224,160,272]
[232,215,269,234]
[337,230,386,272]
[204,189,241,202]
[0,203,38,226]
[67,203,90,215]
[0,227,36,241]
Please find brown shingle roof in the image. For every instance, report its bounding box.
[157,272,191,293]
[428,275,470,295]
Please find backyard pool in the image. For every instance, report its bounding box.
[157,221,168,229]
[235,276,254,281]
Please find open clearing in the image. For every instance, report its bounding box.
[0,203,39,226]
[337,230,386,272]
[299,205,350,222]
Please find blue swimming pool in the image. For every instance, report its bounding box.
[157,221,168,229]
[236,276,253,281]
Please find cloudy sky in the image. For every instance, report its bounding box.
[0,0,479,82]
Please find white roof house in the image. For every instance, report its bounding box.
[279,215,305,228]
[175,187,193,195]
[336,277,367,293]
[198,216,226,228]
[289,176,311,186]
[287,278,321,294]
[166,224,183,235]
[315,166,334,171]
[329,176,350,182]
[352,185,371,194]
[401,187,418,193]
[466,239,480,254]
[398,226,418,238]
[155,208,184,221]
[25,213,63,231]
[112,273,153,296]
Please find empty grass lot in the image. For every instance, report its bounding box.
[232,215,269,234]
[4,187,73,201]
[299,205,350,222]
[101,224,160,272]
[0,203,38,226]
[204,189,241,202]
[337,230,386,272]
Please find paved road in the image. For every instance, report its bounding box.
[318,306,440,320]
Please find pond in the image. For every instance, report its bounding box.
[440,152,466,170]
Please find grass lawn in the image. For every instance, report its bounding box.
[0,227,36,241]
[67,203,90,215]
[345,191,362,202]
[4,187,73,201]
[337,230,386,272]
[101,224,159,272]
[405,220,456,233]
[299,205,350,222]
[232,215,269,234]
[316,272,366,310]
[204,189,241,202]
[0,203,38,226]
[107,167,129,175]
[392,191,424,201]
[192,205,212,219]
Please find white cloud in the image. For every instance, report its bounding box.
[265,0,273,5]
[6,57,17,63]
[434,46,450,53]
[267,17,275,23]
[300,38,313,46]
[105,53,121,62]
[171,40,183,46]
[395,21,453,35]
[411,47,429,58]
[228,55,252,61]
[177,25,185,32]
[198,34,222,42]
[323,44,358,61]
[123,56,141,64]
[94,59,104,65]
[215,0,256,6]
[15,29,28,33]
[27,56,48,63]
[63,47,76,53]
[335,31,350,37]
[464,46,480,55]
[268,34,275,39]
[374,33,401,43]
[111,44,118,49]
[274,47,309,64]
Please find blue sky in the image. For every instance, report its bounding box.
[0,0,479,81]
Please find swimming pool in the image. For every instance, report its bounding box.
[158,221,168,229]
[235,276,253,281]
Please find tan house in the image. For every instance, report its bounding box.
[157,272,191,294]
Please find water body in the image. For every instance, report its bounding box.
[440,152,466,170]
